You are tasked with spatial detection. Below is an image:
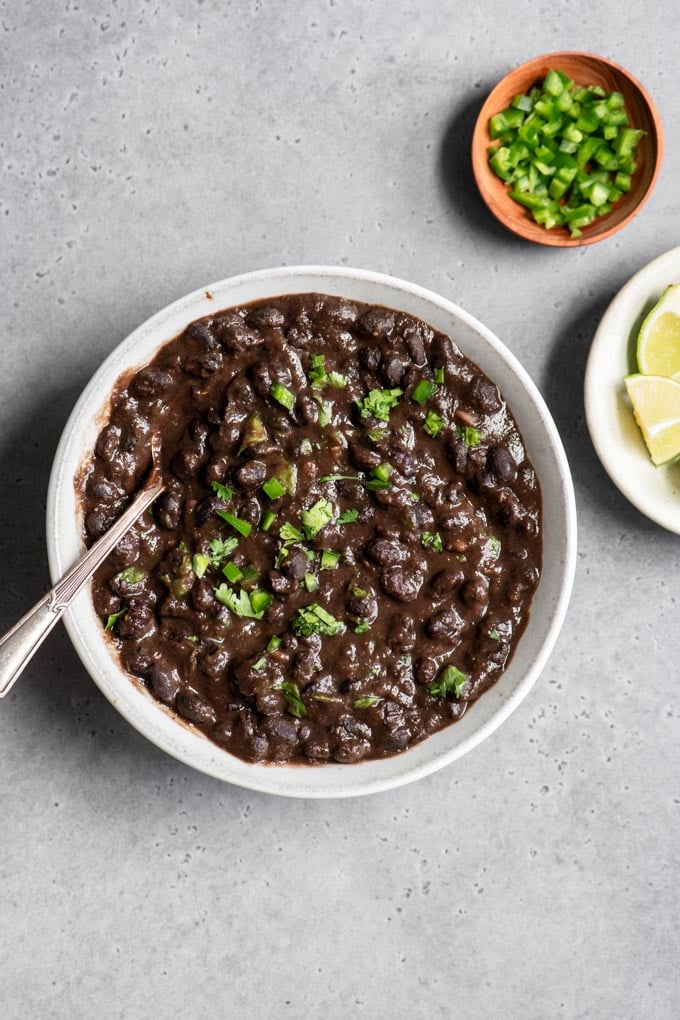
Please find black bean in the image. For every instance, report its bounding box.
[345,590,378,622]
[299,394,319,424]
[170,448,202,481]
[246,305,286,329]
[219,322,263,351]
[282,546,309,581]
[292,649,321,683]
[431,567,465,594]
[85,504,120,540]
[239,497,261,525]
[304,736,331,761]
[359,308,395,339]
[205,454,232,483]
[405,502,434,529]
[380,566,424,602]
[109,570,146,599]
[109,531,140,569]
[414,657,437,685]
[403,328,427,367]
[495,488,525,527]
[265,715,299,744]
[155,492,182,530]
[461,575,489,608]
[349,440,382,471]
[372,486,415,510]
[365,537,408,566]
[194,495,227,526]
[87,477,124,502]
[200,645,231,679]
[95,425,120,462]
[269,571,297,598]
[389,448,416,477]
[382,354,406,386]
[191,579,216,613]
[184,351,223,377]
[387,613,416,651]
[359,345,382,371]
[469,374,501,413]
[426,606,464,641]
[487,445,518,484]
[233,459,267,491]
[183,321,217,352]
[390,728,411,750]
[446,434,468,475]
[241,732,270,763]
[176,692,218,726]
[147,665,181,704]
[130,367,175,399]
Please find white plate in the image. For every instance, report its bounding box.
[585,246,680,534]
[46,266,576,798]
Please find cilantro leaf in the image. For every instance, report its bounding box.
[456,424,482,448]
[421,531,443,552]
[428,665,468,699]
[301,498,334,539]
[291,603,344,637]
[277,681,307,718]
[210,480,234,501]
[208,536,239,567]
[213,584,271,619]
[338,508,359,523]
[356,388,403,422]
[423,410,445,437]
[104,609,126,631]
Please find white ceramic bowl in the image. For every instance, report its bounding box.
[46,266,577,798]
[585,246,680,534]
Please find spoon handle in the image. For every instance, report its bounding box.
[0,477,164,698]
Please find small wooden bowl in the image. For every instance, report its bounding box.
[471,52,663,247]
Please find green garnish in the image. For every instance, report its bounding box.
[308,353,348,389]
[192,553,210,579]
[114,566,147,586]
[300,438,313,455]
[222,561,243,584]
[421,531,443,552]
[313,395,333,426]
[338,508,359,523]
[238,413,268,454]
[456,424,482,447]
[304,573,319,593]
[354,620,371,634]
[320,550,341,570]
[354,696,380,709]
[487,70,645,238]
[301,498,335,539]
[187,635,200,645]
[411,379,439,404]
[428,665,468,699]
[277,681,307,718]
[216,511,253,537]
[424,410,445,438]
[263,477,286,500]
[208,536,239,567]
[261,510,277,532]
[488,629,500,641]
[356,388,403,422]
[269,381,296,411]
[213,584,272,619]
[253,656,267,670]
[210,481,234,501]
[367,428,388,442]
[292,603,344,637]
[488,536,502,557]
[267,635,282,652]
[104,609,126,630]
[434,366,445,384]
[279,521,305,543]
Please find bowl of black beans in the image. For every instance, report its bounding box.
[47,266,577,797]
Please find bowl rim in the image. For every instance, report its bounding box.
[471,50,664,248]
[46,265,577,798]
[585,245,680,534]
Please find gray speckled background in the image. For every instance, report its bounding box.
[1,2,679,1017]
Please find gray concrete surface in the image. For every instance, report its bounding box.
[1,1,679,1017]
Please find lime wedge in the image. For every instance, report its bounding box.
[637,283,680,380]
[624,373,680,466]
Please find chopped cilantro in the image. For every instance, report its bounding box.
[428,665,468,699]
[104,609,126,631]
[354,620,371,634]
[421,531,443,552]
[338,508,359,523]
[301,498,334,538]
[266,635,282,652]
[423,410,445,437]
[356,387,403,422]
[213,584,271,619]
[215,510,252,537]
[292,603,344,636]
[269,381,295,411]
[277,681,307,718]
[186,635,200,645]
[488,535,501,557]
[253,656,267,670]
[299,438,313,455]
[208,536,239,567]
[210,481,234,501]
[488,629,500,641]
[279,521,305,543]
[313,395,333,426]
[456,423,482,447]
[308,353,348,390]
[115,566,147,586]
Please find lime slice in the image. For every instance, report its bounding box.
[637,283,680,380]
[625,373,680,466]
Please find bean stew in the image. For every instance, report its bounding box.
[80,294,542,765]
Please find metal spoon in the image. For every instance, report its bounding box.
[0,434,165,698]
